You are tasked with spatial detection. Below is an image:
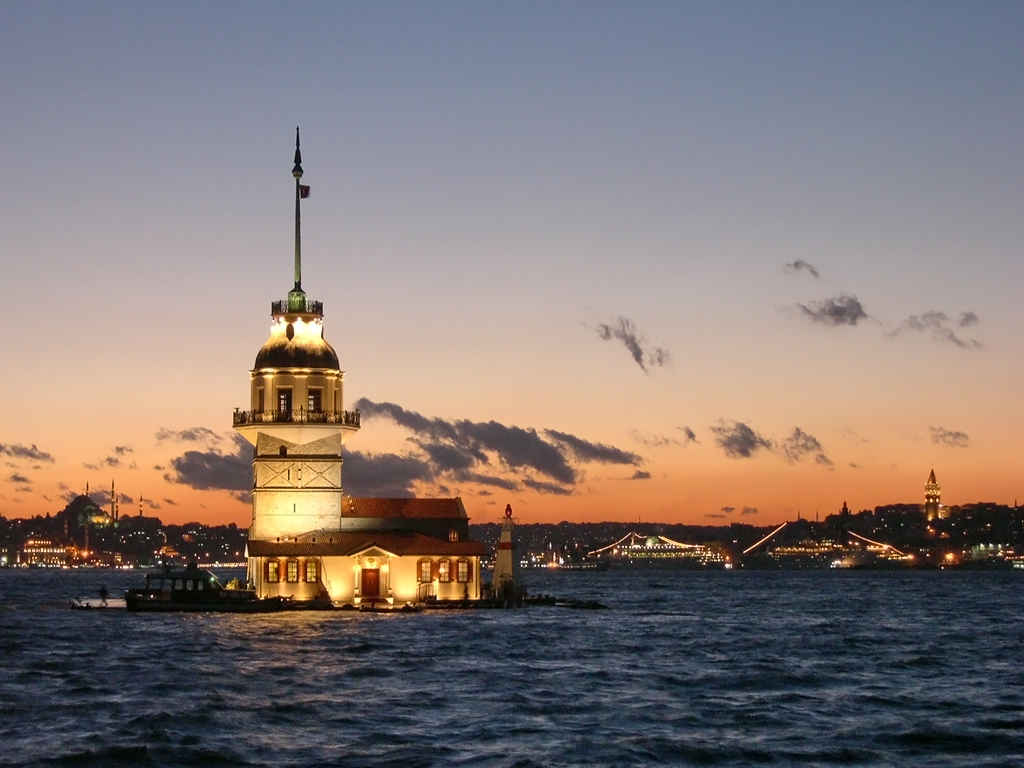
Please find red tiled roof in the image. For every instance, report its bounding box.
[247,531,485,558]
[343,497,467,519]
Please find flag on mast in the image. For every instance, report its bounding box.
[299,184,311,199]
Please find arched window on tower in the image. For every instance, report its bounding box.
[279,445,288,457]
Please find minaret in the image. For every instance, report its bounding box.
[235,130,360,559]
[111,479,117,523]
[925,469,941,520]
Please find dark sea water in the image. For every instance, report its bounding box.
[1,568,1022,767]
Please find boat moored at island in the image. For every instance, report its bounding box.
[124,564,288,612]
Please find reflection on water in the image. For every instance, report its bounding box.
[2,568,1023,766]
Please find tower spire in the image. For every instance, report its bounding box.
[292,126,303,295]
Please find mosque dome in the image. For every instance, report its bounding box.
[254,317,340,370]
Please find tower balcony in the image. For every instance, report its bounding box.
[271,297,323,317]
[232,408,360,428]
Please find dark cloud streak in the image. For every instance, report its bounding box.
[797,294,868,326]
[784,260,820,278]
[593,316,670,374]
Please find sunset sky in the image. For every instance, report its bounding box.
[2,3,1022,526]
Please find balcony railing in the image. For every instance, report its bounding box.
[271,297,323,316]
[233,409,360,427]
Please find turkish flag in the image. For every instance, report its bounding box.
[299,185,311,199]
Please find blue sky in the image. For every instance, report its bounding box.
[2,2,1021,522]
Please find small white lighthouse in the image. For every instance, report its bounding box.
[492,503,519,599]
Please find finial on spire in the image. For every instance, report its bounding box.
[292,126,303,178]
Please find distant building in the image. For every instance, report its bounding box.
[235,131,483,606]
[925,468,943,520]
[20,539,70,567]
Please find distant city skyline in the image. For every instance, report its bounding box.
[2,3,1022,525]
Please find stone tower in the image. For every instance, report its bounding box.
[234,128,360,544]
[924,468,941,521]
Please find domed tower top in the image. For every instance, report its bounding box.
[251,126,339,372]
[235,129,359,442]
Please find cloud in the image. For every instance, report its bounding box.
[720,506,735,514]
[705,512,728,519]
[451,471,520,491]
[523,478,573,495]
[784,259,820,278]
[797,294,868,326]
[849,462,861,469]
[711,420,772,459]
[740,506,759,516]
[355,399,636,491]
[545,429,642,466]
[781,427,833,467]
[958,311,979,328]
[890,311,981,349]
[357,398,572,482]
[164,434,252,492]
[632,427,697,448]
[930,426,969,448]
[7,473,30,484]
[631,431,680,448]
[82,462,100,471]
[630,470,652,480]
[477,490,493,496]
[593,316,670,373]
[413,441,478,474]
[153,464,165,471]
[0,443,55,463]
[341,448,435,497]
[163,497,177,506]
[155,427,221,443]
[112,445,133,456]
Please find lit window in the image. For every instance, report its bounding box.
[418,559,432,583]
[286,559,299,583]
[267,560,280,582]
[304,559,318,582]
[278,389,292,414]
[457,560,470,583]
[307,388,322,413]
[449,529,459,542]
[438,559,451,583]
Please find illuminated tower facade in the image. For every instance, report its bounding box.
[234,128,360,543]
[924,468,942,520]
